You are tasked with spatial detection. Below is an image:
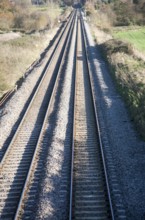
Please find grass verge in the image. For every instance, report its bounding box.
[113,27,145,54]
[101,39,145,139]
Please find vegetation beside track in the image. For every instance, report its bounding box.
[87,0,145,139]
[0,0,64,33]
[101,39,145,139]
[0,1,71,98]
[0,32,55,97]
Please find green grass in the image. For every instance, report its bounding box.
[113,27,145,53]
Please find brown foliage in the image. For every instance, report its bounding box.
[112,0,145,26]
[0,0,12,11]
[0,0,15,30]
[0,1,60,32]
[103,39,133,55]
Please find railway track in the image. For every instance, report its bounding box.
[0,10,77,220]
[69,12,115,220]
[0,11,73,157]
[0,8,125,220]
[0,90,15,108]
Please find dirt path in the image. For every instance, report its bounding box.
[0,32,21,42]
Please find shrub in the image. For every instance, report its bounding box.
[112,1,144,26]
[0,12,14,30]
[103,39,133,56]
[31,12,50,31]
[0,0,14,30]
[0,1,61,32]
[101,39,145,139]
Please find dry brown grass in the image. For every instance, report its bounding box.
[12,3,62,33]
[0,28,58,97]
[0,2,64,97]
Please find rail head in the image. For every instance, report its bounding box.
[69,13,78,220]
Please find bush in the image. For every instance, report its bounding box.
[0,1,61,32]
[31,12,50,31]
[112,1,144,26]
[0,0,14,30]
[103,39,133,56]
[13,11,51,32]
[13,13,26,29]
[101,39,145,139]
[0,12,14,30]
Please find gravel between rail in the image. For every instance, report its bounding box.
[85,21,145,219]
[35,15,76,220]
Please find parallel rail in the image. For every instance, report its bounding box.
[0,11,75,166]
[0,12,73,110]
[0,8,116,220]
[0,10,76,220]
[0,11,74,159]
[0,89,15,108]
[69,11,115,220]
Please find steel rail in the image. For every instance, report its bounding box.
[0,89,15,108]
[69,12,78,220]
[80,11,115,220]
[69,9,115,220]
[0,10,76,169]
[14,11,77,220]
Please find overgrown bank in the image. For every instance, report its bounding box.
[86,0,145,139]
[101,39,145,139]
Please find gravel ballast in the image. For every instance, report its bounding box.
[84,21,145,219]
[35,18,76,220]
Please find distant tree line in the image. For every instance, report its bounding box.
[84,0,145,27]
[31,0,63,5]
[32,0,76,6]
